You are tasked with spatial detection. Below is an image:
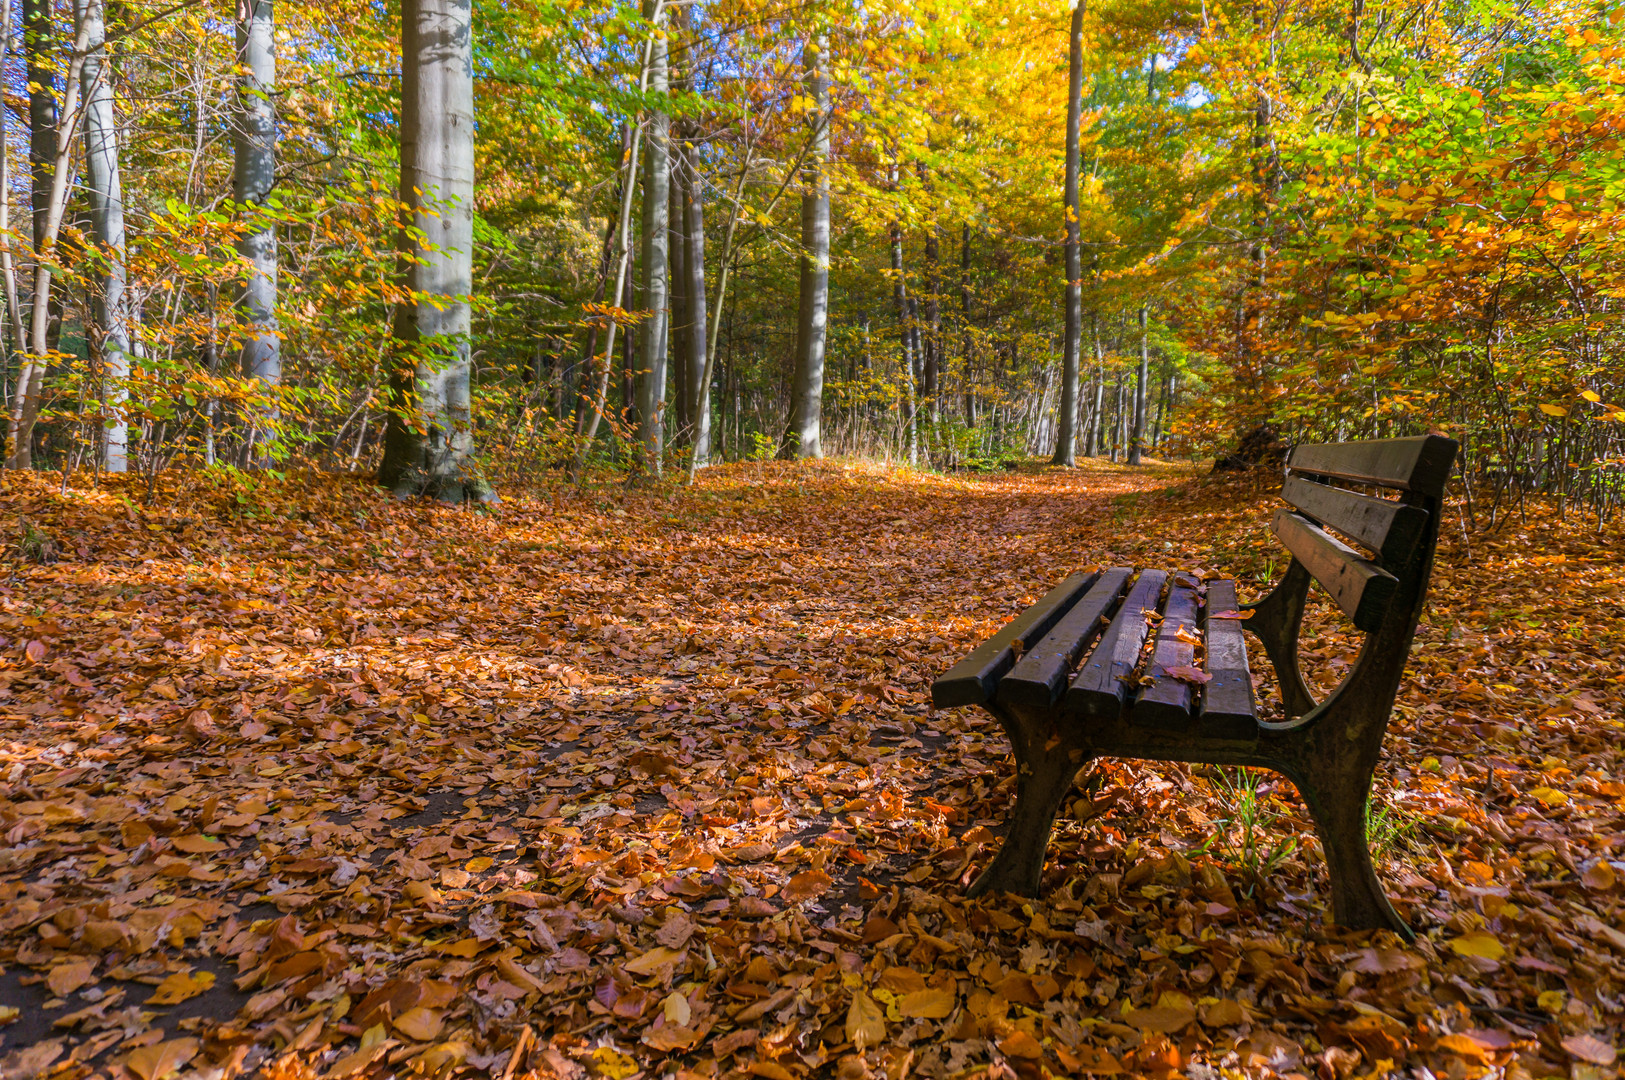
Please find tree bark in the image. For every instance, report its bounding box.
[890,215,917,466]
[634,0,670,476]
[684,137,710,466]
[779,32,831,460]
[1129,304,1148,464]
[235,0,279,464]
[1051,0,1085,466]
[0,0,32,461]
[922,217,940,424]
[9,0,61,469]
[378,0,488,500]
[79,0,128,472]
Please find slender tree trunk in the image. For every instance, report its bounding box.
[78,0,128,472]
[922,219,939,423]
[378,0,488,500]
[1086,312,1104,456]
[1129,304,1148,464]
[0,0,33,458]
[960,223,975,426]
[890,217,917,466]
[684,140,710,466]
[82,7,124,455]
[1051,0,1086,466]
[668,136,691,437]
[779,32,831,460]
[634,0,670,476]
[10,0,62,469]
[235,0,278,464]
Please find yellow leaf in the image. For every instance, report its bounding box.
[590,1046,640,1080]
[625,946,684,976]
[846,991,886,1051]
[1530,786,1568,807]
[464,856,493,873]
[1538,403,1568,417]
[148,969,215,1006]
[1538,990,1566,1014]
[1581,389,1602,402]
[1448,932,1505,960]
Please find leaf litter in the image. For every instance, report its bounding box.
[0,461,1622,1079]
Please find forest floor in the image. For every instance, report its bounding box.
[1,458,1622,1080]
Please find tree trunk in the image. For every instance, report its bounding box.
[9,0,61,469]
[922,219,939,423]
[668,137,690,437]
[960,223,975,427]
[0,0,32,463]
[779,32,831,460]
[235,0,279,464]
[634,0,670,476]
[378,0,488,500]
[79,0,128,472]
[891,218,917,466]
[1129,304,1148,464]
[1086,312,1104,456]
[684,138,710,466]
[1051,0,1085,466]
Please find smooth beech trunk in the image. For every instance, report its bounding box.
[379,0,488,500]
[235,0,279,463]
[1051,0,1085,467]
[79,0,128,472]
[780,33,830,460]
[1129,304,1148,464]
[890,215,918,465]
[684,146,710,465]
[634,0,670,476]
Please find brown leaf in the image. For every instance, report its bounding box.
[845,991,885,1051]
[1561,1034,1617,1066]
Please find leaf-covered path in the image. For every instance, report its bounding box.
[1,462,1622,1079]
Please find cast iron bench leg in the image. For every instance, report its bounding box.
[1298,758,1413,940]
[966,706,1081,898]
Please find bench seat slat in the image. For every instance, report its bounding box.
[1287,434,1455,497]
[1282,475,1429,567]
[1066,569,1166,716]
[1199,579,1256,740]
[1271,509,1398,633]
[931,571,1099,708]
[998,567,1134,709]
[1132,579,1202,729]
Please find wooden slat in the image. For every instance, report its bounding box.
[1066,569,1166,716]
[1287,435,1458,497]
[1271,510,1398,633]
[1281,475,1429,567]
[998,568,1133,709]
[1132,579,1202,729]
[1198,579,1256,740]
[931,572,1099,708]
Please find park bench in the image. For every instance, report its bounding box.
[931,435,1459,939]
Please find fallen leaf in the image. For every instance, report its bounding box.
[124,1038,198,1080]
[46,959,95,997]
[148,969,215,1005]
[846,991,885,1051]
[1448,932,1505,961]
[1561,1034,1617,1066]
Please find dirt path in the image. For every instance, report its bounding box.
[1,461,1621,1079]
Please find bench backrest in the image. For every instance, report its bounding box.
[1272,435,1458,634]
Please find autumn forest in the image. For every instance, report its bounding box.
[1,0,1624,1077]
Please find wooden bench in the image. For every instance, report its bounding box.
[931,435,1458,938]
